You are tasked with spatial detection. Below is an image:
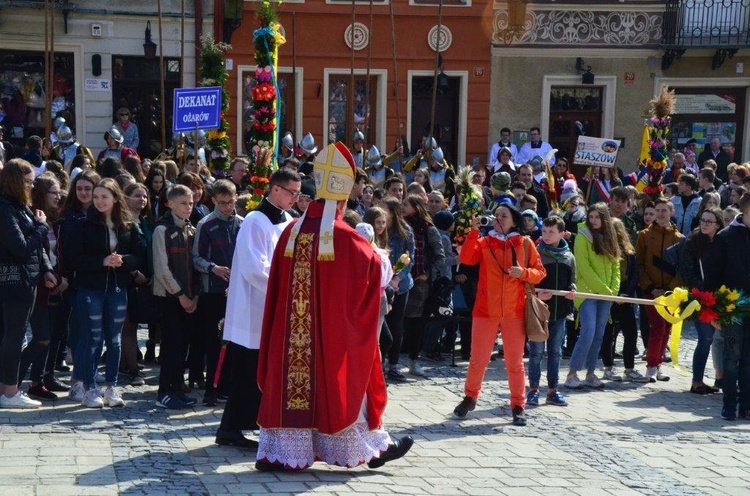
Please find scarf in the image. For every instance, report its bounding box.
[537,239,570,261]
[488,230,520,241]
[406,214,430,277]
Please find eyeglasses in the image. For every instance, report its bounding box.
[699,218,717,225]
[47,190,61,197]
[217,200,236,207]
[118,113,129,117]
[278,184,301,199]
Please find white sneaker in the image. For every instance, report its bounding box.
[564,374,583,389]
[68,381,85,402]
[0,391,42,409]
[603,367,624,382]
[94,372,106,383]
[656,368,671,382]
[584,374,604,389]
[103,386,125,407]
[623,369,650,383]
[409,359,428,377]
[82,388,104,408]
[645,366,658,383]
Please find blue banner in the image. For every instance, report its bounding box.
[172,87,222,133]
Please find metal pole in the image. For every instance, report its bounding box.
[364,0,374,145]
[292,12,297,137]
[388,0,402,143]
[349,0,356,143]
[158,0,166,152]
[428,0,444,147]
[44,0,51,144]
[180,0,185,87]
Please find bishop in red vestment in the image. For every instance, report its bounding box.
[255,143,413,471]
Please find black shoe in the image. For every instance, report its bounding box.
[714,378,723,390]
[217,393,229,403]
[55,362,71,372]
[453,396,476,418]
[387,369,407,382]
[175,391,197,406]
[512,406,527,427]
[215,429,259,449]
[367,436,414,469]
[144,342,156,363]
[722,409,737,421]
[27,384,58,401]
[189,377,206,390]
[255,460,287,472]
[43,376,70,392]
[203,391,217,407]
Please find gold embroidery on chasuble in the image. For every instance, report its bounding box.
[286,233,314,411]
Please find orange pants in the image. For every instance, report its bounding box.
[464,317,526,409]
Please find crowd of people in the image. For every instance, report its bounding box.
[0,122,748,437]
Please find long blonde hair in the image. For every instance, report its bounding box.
[611,217,634,257]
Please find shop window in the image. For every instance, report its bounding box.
[326,75,377,145]
[241,70,295,156]
[670,88,745,162]
[0,50,75,145]
[112,56,182,158]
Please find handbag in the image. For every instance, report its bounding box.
[521,238,550,343]
[486,236,549,342]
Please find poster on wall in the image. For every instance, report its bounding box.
[673,94,736,114]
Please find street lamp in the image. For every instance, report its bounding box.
[143,21,157,59]
[224,0,244,44]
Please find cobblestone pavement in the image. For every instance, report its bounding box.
[1,324,749,496]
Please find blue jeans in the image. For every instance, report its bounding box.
[570,299,612,373]
[528,318,566,390]
[691,321,715,383]
[722,321,750,416]
[74,287,127,390]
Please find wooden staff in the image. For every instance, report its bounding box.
[535,289,659,306]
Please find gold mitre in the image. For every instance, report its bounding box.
[312,142,355,202]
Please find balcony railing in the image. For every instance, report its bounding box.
[661,0,750,69]
[662,0,750,48]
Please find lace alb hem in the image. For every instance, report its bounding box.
[257,423,392,469]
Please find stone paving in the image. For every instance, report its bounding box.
[1,324,749,496]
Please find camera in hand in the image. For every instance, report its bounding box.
[478,215,495,227]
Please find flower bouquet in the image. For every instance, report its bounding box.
[392,252,411,275]
[655,285,750,328]
[453,166,484,246]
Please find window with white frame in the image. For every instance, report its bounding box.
[326,75,378,145]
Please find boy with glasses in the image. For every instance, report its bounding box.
[193,180,243,406]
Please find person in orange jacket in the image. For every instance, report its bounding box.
[452,203,546,426]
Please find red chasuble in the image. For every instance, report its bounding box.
[257,201,387,434]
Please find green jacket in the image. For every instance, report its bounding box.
[573,223,620,308]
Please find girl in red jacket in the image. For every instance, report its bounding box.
[453,203,545,426]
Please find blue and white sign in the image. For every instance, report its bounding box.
[172,86,222,133]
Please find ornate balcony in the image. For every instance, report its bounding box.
[661,0,750,69]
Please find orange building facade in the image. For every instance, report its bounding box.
[222,0,494,167]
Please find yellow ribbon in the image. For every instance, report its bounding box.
[269,22,286,160]
[654,288,700,372]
